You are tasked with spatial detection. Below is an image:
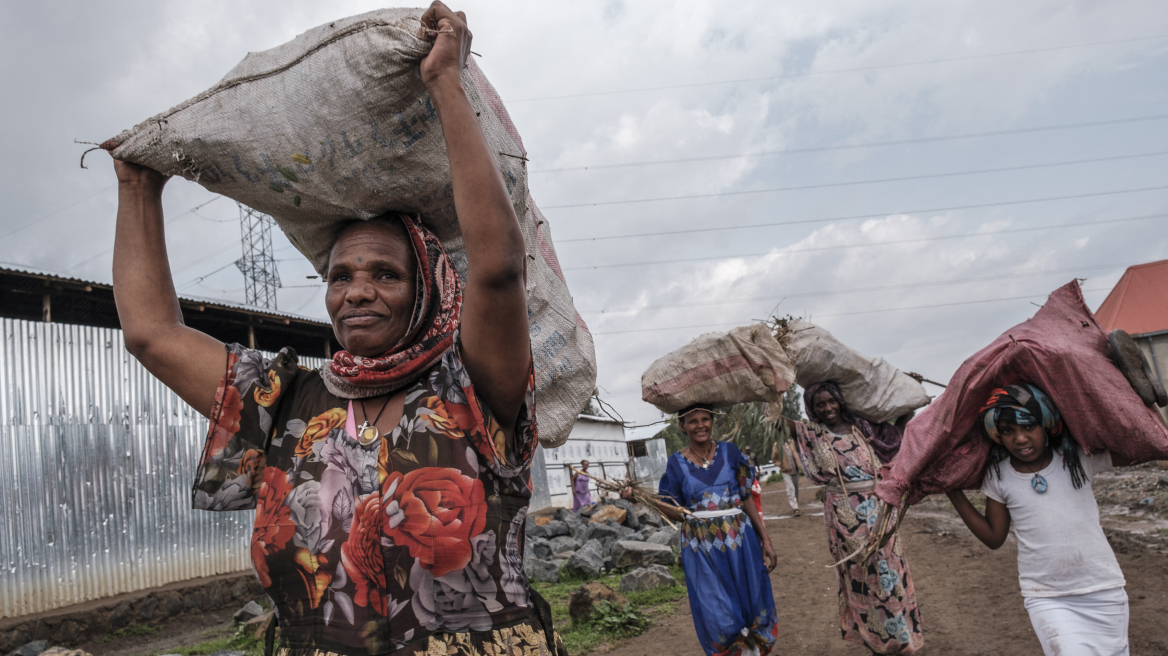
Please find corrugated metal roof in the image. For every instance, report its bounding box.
[0,262,329,327]
[1096,259,1168,335]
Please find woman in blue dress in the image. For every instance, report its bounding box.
[625,404,778,656]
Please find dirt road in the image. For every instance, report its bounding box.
[605,475,1168,656]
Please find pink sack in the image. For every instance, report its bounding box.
[875,281,1168,507]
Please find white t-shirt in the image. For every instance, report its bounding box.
[981,448,1124,598]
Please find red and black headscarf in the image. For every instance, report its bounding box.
[320,214,463,399]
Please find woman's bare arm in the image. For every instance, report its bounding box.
[419,2,530,430]
[946,490,1011,549]
[112,160,226,417]
[741,497,777,571]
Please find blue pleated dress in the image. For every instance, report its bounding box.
[659,441,779,656]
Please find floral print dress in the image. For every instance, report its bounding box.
[193,340,562,656]
[793,423,923,654]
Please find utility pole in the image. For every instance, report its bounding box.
[234,202,282,310]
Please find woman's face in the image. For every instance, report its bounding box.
[812,389,842,425]
[325,220,418,357]
[581,460,589,471]
[680,410,714,444]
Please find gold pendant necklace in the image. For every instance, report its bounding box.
[357,395,393,446]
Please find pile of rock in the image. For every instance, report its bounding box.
[523,498,680,585]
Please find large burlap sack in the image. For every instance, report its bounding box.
[784,319,929,424]
[101,8,593,447]
[875,281,1168,507]
[642,324,795,414]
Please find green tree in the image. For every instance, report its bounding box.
[660,386,804,462]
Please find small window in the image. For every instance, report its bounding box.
[628,442,648,458]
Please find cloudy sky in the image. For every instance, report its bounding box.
[2,1,1166,423]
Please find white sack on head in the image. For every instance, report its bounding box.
[101,8,594,447]
[641,324,795,414]
[784,319,928,424]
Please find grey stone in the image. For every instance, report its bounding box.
[636,527,656,541]
[549,535,581,555]
[230,578,251,600]
[568,583,628,623]
[542,520,570,538]
[108,600,133,629]
[632,504,661,528]
[610,540,675,569]
[50,619,82,645]
[615,525,637,541]
[525,518,549,540]
[554,508,588,538]
[135,593,161,621]
[647,527,680,548]
[619,564,676,593]
[233,600,265,623]
[610,499,640,528]
[525,537,553,560]
[524,557,560,583]
[563,539,604,580]
[160,590,184,618]
[244,612,276,641]
[7,641,47,656]
[580,522,620,547]
[208,652,247,656]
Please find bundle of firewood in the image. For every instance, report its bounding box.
[569,465,692,529]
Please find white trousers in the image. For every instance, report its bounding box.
[1024,587,1129,656]
[783,473,799,511]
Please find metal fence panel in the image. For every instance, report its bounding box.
[0,318,324,618]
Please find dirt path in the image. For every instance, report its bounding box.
[604,480,1168,656]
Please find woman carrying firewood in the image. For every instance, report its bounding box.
[779,383,922,654]
[622,403,778,656]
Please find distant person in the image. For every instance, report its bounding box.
[623,404,778,656]
[108,4,565,655]
[948,383,1139,656]
[571,460,593,511]
[780,382,921,654]
[772,440,801,517]
[742,445,764,517]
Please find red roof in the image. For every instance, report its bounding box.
[1096,259,1168,335]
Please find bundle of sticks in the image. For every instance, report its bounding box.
[568,465,693,529]
[830,491,911,568]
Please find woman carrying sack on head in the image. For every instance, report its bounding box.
[780,382,922,654]
[623,404,778,656]
[109,5,563,655]
[947,383,1137,656]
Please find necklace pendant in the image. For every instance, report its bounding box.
[1031,473,1048,494]
[357,421,380,446]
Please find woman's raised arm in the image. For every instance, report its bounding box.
[419,2,531,430]
[112,160,226,417]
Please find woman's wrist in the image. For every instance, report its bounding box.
[423,69,466,104]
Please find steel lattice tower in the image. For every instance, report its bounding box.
[234,203,282,310]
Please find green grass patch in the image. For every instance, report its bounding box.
[765,472,782,485]
[158,627,269,656]
[531,564,688,655]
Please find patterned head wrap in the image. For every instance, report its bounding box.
[320,214,463,399]
[803,381,904,464]
[979,383,1063,444]
[980,382,1085,488]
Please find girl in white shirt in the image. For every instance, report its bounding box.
[947,383,1136,656]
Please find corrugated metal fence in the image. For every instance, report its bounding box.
[0,318,324,619]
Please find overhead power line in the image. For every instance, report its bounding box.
[65,196,224,273]
[580,263,1126,315]
[509,33,1168,102]
[591,288,1109,335]
[562,212,1168,272]
[556,185,1168,244]
[0,184,116,242]
[542,150,1168,210]
[534,113,1168,174]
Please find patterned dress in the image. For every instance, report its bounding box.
[193,340,563,656]
[659,441,779,656]
[793,423,923,654]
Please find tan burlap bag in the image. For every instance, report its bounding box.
[784,319,928,424]
[101,8,593,447]
[641,324,795,414]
